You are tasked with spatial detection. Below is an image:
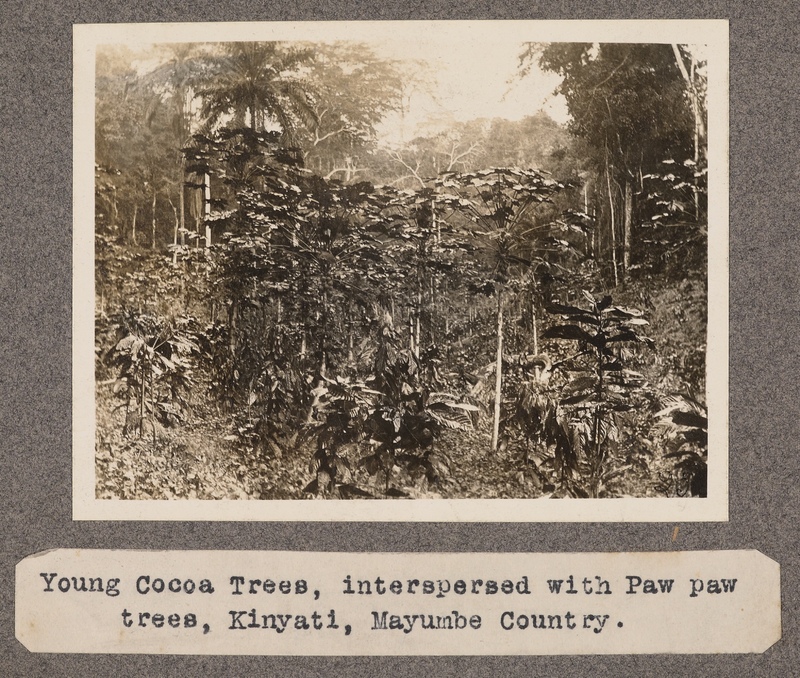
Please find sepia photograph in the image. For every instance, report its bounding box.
[74,20,729,520]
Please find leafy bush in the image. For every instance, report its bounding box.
[104,311,199,441]
[304,317,476,498]
[506,375,576,493]
[542,291,653,497]
[654,394,708,497]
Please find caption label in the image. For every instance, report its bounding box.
[16,549,779,655]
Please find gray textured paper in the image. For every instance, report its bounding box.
[1,1,799,676]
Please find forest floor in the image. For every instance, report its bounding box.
[95,394,676,501]
[95,274,704,501]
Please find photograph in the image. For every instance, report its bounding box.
[74,20,729,520]
[8,4,800,675]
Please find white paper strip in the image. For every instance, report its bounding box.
[16,549,779,655]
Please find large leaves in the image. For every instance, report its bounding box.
[542,324,593,342]
[540,293,653,497]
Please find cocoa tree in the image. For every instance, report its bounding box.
[543,291,653,497]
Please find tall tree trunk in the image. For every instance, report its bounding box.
[320,289,329,378]
[531,290,541,382]
[583,181,589,214]
[151,186,157,250]
[588,186,597,258]
[179,159,186,252]
[671,44,706,143]
[605,165,619,287]
[414,290,421,358]
[429,274,436,345]
[690,57,700,221]
[150,352,157,447]
[433,198,440,245]
[671,44,704,222]
[623,178,632,278]
[491,290,504,454]
[203,173,212,248]
[138,355,146,437]
[112,187,119,235]
[169,196,179,266]
[228,298,238,357]
[408,308,415,354]
[348,329,354,364]
[131,205,138,246]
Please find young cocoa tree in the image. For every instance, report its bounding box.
[105,311,198,444]
[655,394,707,497]
[304,311,475,498]
[543,291,653,497]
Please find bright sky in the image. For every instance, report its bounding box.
[121,35,570,147]
[99,21,716,151]
[372,38,569,146]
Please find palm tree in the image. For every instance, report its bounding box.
[198,42,317,143]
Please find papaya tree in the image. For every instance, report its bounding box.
[377,185,474,358]
[434,167,567,452]
[214,159,401,455]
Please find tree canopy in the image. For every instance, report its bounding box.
[94,40,709,502]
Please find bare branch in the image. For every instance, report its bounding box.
[386,149,426,188]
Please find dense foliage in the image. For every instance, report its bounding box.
[95,41,708,500]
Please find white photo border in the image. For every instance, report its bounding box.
[74,19,729,521]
